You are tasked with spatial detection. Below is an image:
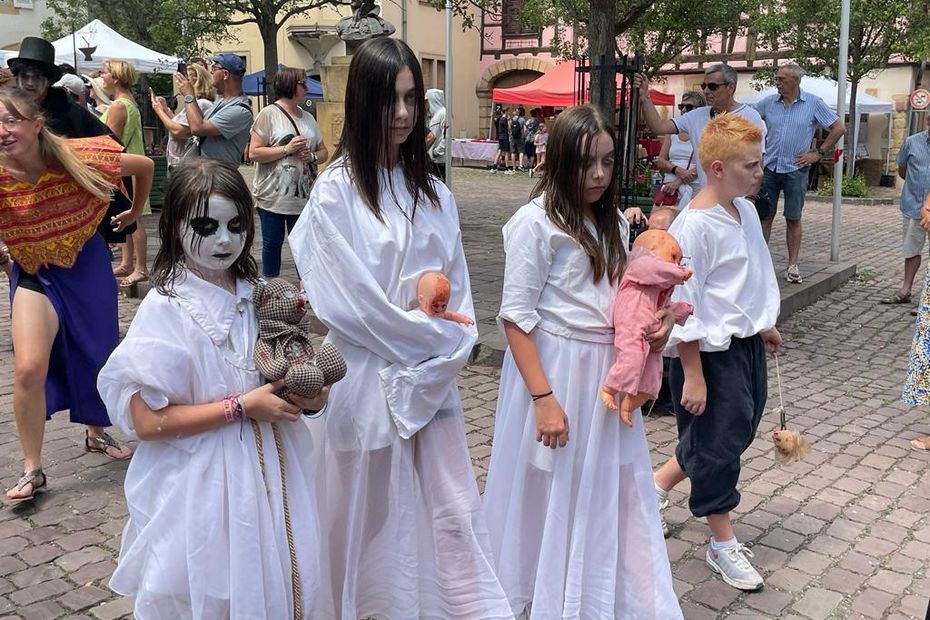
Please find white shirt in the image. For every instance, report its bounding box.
[672,105,767,189]
[499,197,629,344]
[289,158,476,445]
[665,197,780,354]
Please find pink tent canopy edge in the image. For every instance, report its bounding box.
[491,60,674,107]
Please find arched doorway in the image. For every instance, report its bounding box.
[476,57,553,138]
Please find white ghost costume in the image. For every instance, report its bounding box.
[97,268,321,619]
[288,158,513,619]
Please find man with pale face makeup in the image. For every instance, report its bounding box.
[635,64,767,195]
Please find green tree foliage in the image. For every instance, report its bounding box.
[755,0,923,174]
[42,0,227,59]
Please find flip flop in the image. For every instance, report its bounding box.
[85,431,132,460]
[120,271,149,288]
[6,468,46,504]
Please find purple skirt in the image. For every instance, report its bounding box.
[10,233,118,426]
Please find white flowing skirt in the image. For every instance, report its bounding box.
[110,421,320,619]
[306,407,514,620]
[482,329,682,620]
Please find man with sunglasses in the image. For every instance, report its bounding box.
[751,63,844,284]
[635,64,766,196]
[175,52,253,167]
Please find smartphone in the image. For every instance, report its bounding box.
[274,134,296,147]
[177,61,187,75]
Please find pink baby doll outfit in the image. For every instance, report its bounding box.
[604,248,693,398]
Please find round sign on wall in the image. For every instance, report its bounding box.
[911,88,930,110]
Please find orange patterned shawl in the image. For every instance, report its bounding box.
[0,136,123,273]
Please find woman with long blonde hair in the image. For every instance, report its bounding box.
[150,63,215,170]
[101,58,150,287]
[0,86,153,502]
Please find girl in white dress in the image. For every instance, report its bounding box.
[482,105,684,620]
[288,37,513,620]
[97,159,328,619]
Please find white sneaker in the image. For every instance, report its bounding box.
[706,542,764,591]
[784,264,803,283]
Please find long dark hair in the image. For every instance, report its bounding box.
[531,105,626,285]
[334,37,439,221]
[151,158,258,295]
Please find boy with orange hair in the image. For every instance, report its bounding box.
[655,114,782,591]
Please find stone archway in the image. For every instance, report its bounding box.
[476,57,554,139]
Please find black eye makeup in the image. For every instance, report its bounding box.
[189,217,219,237]
[228,217,242,235]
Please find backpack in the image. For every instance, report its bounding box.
[525,118,539,145]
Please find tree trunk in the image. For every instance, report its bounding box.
[588,0,616,121]
[260,20,280,101]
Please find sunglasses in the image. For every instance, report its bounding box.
[678,104,695,112]
[701,82,727,91]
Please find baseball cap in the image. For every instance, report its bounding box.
[53,73,87,97]
[209,53,246,76]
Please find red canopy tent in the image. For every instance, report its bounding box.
[492,60,674,107]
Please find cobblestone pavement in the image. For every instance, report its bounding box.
[0,167,928,619]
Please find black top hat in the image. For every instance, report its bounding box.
[8,37,62,83]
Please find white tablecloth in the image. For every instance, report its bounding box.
[451,139,499,162]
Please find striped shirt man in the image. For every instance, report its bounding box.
[752,90,839,173]
[896,130,930,219]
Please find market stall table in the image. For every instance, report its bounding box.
[451,139,498,164]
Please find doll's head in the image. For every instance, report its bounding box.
[254,278,307,324]
[632,229,683,264]
[417,271,451,316]
[772,429,810,464]
[647,206,679,232]
[151,159,257,295]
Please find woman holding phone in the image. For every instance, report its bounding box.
[150,63,215,171]
[248,67,327,277]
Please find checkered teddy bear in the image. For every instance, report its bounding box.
[253,278,347,402]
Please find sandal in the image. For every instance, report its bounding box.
[880,291,912,304]
[85,431,132,460]
[6,468,46,504]
[112,264,133,278]
[120,271,149,288]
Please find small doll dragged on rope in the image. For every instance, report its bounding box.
[600,230,693,426]
[417,271,475,325]
[253,278,347,402]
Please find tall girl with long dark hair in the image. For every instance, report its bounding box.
[288,37,513,619]
[481,105,683,619]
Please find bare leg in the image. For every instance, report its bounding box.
[114,237,133,275]
[761,216,775,243]
[122,225,149,284]
[7,289,58,499]
[902,255,922,296]
[654,454,688,492]
[786,219,802,266]
[707,512,735,542]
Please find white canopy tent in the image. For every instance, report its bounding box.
[50,20,179,74]
[0,50,17,68]
[744,76,894,177]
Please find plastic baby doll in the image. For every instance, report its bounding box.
[417,271,475,325]
[600,230,693,425]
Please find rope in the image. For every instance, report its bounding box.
[773,354,787,430]
[251,420,303,620]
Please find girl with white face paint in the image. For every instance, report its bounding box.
[97,158,328,619]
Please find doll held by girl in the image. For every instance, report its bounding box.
[599,229,693,425]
